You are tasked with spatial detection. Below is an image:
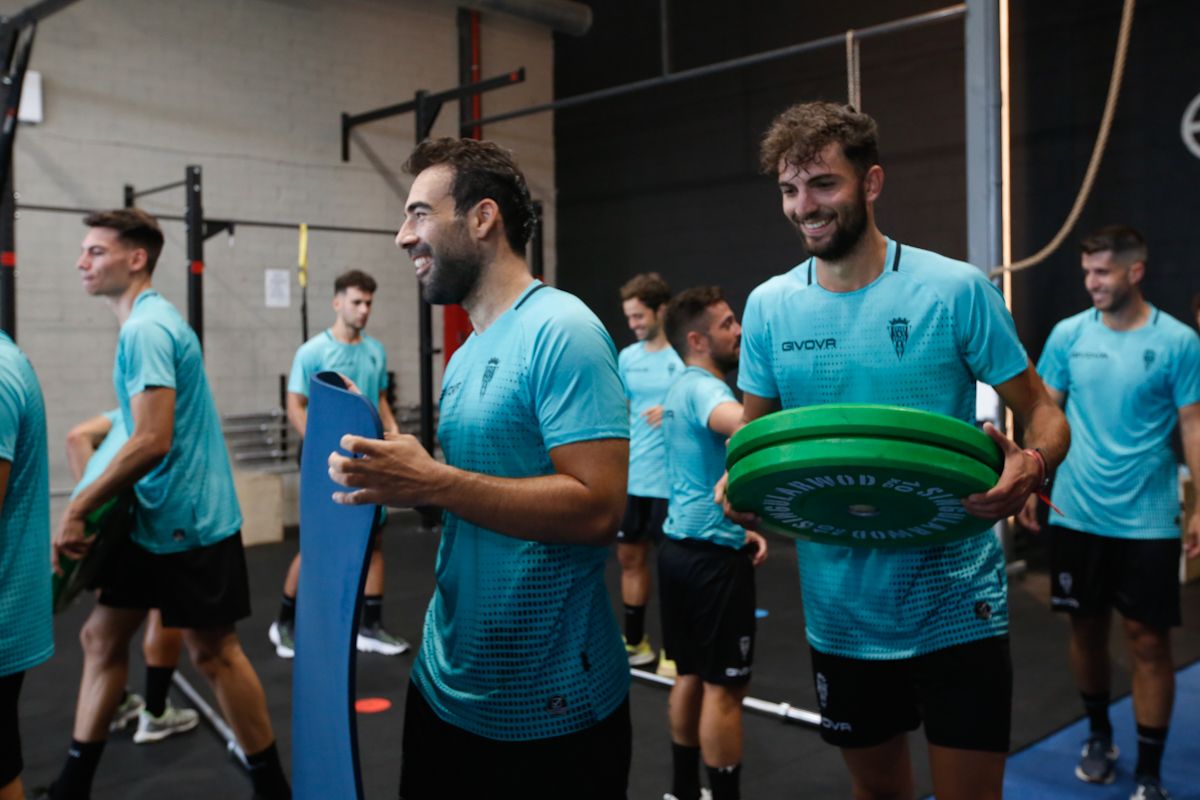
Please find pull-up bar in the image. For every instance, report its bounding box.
[340,68,525,162]
[470,4,966,130]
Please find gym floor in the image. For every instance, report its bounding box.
[19,512,1200,799]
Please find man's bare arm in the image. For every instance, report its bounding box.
[329,434,629,546]
[0,459,10,514]
[377,391,400,435]
[1179,402,1200,558]
[964,363,1070,519]
[286,392,308,439]
[65,413,115,483]
[55,388,175,563]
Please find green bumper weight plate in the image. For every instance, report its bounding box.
[727,404,1003,475]
[726,436,999,548]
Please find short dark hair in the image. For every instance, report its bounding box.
[1080,224,1147,265]
[83,208,164,274]
[759,101,879,176]
[664,285,725,355]
[619,272,671,310]
[403,137,536,253]
[334,269,377,294]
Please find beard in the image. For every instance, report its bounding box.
[799,185,869,261]
[415,230,485,306]
[710,337,740,374]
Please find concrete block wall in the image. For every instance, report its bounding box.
[1,0,555,509]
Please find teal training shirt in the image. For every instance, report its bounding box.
[619,341,684,499]
[114,290,242,553]
[738,238,1028,659]
[71,410,126,498]
[288,329,389,413]
[1039,306,1200,539]
[411,281,631,740]
[663,366,745,549]
[0,332,53,677]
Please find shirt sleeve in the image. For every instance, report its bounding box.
[287,344,312,397]
[698,376,737,432]
[1171,329,1200,409]
[737,286,779,399]
[376,341,389,390]
[617,347,633,401]
[119,319,177,398]
[1036,320,1071,393]
[0,368,21,461]
[530,309,630,451]
[957,271,1029,387]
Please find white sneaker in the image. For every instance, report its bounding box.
[356,624,411,655]
[109,691,146,732]
[268,620,295,658]
[663,790,712,800]
[133,702,200,744]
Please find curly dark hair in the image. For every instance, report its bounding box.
[404,137,536,253]
[759,101,879,176]
[619,272,671,310]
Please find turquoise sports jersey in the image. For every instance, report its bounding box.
[619,341,684,498]
[114,291,242,553]
[411,281,631,741]
[738,239,1028,659]
[663,366,745,549]
[1039,306,1200,539]
[71,410,126,498]
[288,329,389,413]
[0,332,53,677]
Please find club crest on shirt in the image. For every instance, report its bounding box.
[888,318,910,359]
[545,695,569,716]
[1143,349,1156,371]
[480,357,500,398]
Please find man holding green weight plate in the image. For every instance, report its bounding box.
[724,102,1069,800]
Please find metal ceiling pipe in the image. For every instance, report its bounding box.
[453,0,592,36]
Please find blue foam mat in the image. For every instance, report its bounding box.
[292,371,382,800]
[1003,660,1200,799]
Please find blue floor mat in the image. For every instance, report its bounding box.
[1003,660,1200,799]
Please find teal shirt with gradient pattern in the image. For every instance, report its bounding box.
[411,281,630,740]
[1038,306,1200,539]
[0,332,53,676]
[663,366,745,549]
[114,291,242,553]
[738,238,1028,659]
[619,341,684,499]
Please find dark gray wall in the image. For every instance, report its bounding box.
[553,0,1200,354]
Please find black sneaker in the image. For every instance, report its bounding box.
[1074,733,1118,784]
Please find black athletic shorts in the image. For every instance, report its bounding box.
[0,671,25,786]
[809,635,1012,752]
[658,536,755,685]
[399,681,631,799]
[617,495,668,544]
[1048,525,1181,629]
[97,531,252,629]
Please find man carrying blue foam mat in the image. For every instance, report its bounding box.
[327,137,632,799]
[292,371,381,800]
